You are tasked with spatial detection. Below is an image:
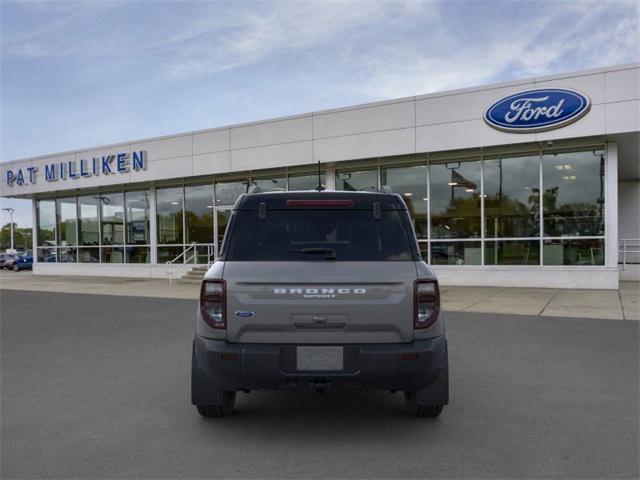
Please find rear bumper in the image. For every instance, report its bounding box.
[192,335,448,403]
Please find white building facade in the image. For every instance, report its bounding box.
[2,63,639,289]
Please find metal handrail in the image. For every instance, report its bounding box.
[619,238,640,269]
[207,244,215,266]
[166,243,219,284]
[166,243,198,282]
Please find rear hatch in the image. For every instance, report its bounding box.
[223,261,417,343]
[219,192,421,344]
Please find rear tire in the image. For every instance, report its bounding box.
[196,392,236,417]
[404,392,444,417]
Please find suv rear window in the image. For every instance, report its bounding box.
[224,209,417,261]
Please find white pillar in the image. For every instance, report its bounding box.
[605,142,618,272]
[31,199,38,264]
[9,210,14,250]
[325,163,336,191]
[149,186,158,264]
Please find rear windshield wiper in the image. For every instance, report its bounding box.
[288,247,337,260]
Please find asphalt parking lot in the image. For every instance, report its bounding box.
[2,289,639,479]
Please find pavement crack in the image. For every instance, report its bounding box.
[461,288,504,311]
[618,288,627,320]
[538,289,561,316]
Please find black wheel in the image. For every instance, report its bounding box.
[404,392,444,417]
[196,391,236,417]
[12,264,19,272]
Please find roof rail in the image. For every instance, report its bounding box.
[378,185,393,194]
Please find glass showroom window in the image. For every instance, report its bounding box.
[36,199,57,262]
[485,240,540,265]
[125,190,150,263]
[251,176,286,192]
[431,241,482,265]
[543,238,604,266]
[429,159,481,265]
[430,160,481,239]
[215,180,248,206]
[484,155,540,238]
[381,164,428,239]
[77,195,100,262]
[335,169,378,191]
[100,193,124,263]
[542,149,605,265]
[157,187,184,263]
[542,150,605,237]
[56,197,77,263]
[288,172,325,191]
[185,184,214,263]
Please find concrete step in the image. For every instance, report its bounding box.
[178,265,209,282]
[176,278,203,285]
[173,264,210,284]
[175,264,208,271]
[182,268,205,275]
[182,273,205,280]
[184,267,206,273]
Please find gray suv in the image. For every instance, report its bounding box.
[192,191,449,417]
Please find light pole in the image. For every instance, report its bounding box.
[2,207,15,251]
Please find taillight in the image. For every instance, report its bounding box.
[200,279,226,329]
[414,279,440,329]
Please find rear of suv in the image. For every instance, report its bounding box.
[191,191,448,417]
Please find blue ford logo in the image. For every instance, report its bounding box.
[234,310,254,318]
[484,88,590,133]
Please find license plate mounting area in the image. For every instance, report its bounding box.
[296,346,344,371]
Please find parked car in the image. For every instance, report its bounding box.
[12,252,33,271]
[192,190,449,417]
[2,253,17,270]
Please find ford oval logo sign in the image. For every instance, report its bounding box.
[484,88,591,133]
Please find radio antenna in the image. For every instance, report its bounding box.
[316,160,323,191]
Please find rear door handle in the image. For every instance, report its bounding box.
[291,314,349,329]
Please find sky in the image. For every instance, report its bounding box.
[1,0,639,228]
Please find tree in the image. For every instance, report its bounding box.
[0,223,32,251]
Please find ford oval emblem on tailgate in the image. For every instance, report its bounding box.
[234,310,254,318]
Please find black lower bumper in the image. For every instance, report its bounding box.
[192,335,448,405]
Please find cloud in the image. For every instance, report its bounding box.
[1,0,125,58]
[2,1,416,81]
[4,0,636,92]
[350,1,639,100]
[163,1,403,80]
[1,0,638,159]
[158,0,639,97]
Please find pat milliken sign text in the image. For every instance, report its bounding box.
[5,151,147,187]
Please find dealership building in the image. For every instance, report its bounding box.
[1,63,638,289]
